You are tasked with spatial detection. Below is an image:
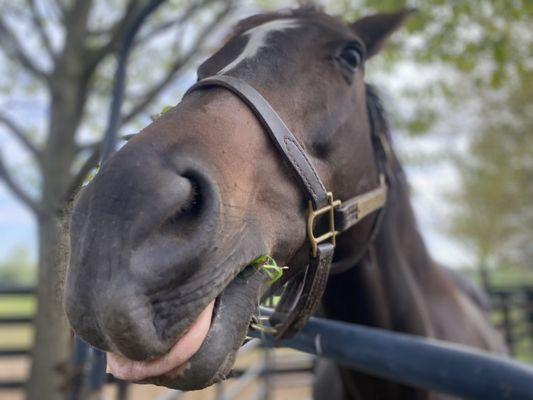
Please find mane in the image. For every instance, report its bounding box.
[365,83,408,189]
[365,84,389,135]
[365,84,396,176]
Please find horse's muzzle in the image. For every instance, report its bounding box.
[64,142,224,360]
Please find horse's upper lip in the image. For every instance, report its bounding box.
[106,300,215,381]
[104,261,268,387]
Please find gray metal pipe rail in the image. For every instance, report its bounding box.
[251,307,533,399]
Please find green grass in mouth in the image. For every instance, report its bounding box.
[249,255,287,284]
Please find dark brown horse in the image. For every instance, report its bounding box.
[64,7,505,399]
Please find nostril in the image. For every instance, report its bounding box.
[168,174,195,213]
[185,174,204,214]
[130,164,220,286]
[129,172,193,248]
[161,173,203,235]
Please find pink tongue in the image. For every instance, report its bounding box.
[106,301,215,381]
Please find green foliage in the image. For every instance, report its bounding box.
[0,246,36,287]
[337,0,531,117]
[449,72,533,270]
[404,106,438,136]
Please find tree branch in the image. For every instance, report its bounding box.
[135,0,211,46]
[51,0,66,18]
[64,146,100,202]
[0,112,43,164]
[0,154,43,216]
[121,3,234,124]
[76,132,135,154]
[84,0,142,72]
[26,0,55,59]
[0,16,49,82]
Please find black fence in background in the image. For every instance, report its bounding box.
[1,285,532,396]
[0,286,144,398]
[0,286,32,390]
[489,286,533,357]
[0,286,313,399]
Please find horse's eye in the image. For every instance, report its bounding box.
[338,46,362,71]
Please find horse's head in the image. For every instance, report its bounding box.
[64,7,410,390]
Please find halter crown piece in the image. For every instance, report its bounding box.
[186,75,388,339]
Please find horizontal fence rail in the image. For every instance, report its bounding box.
[252,307,533,400]
[0,286,34,390]
[0,349,28,357]
[0,286,34,295]
[2,286,533,398]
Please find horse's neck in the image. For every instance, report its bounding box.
[324,159,436,337]
[320,160,438,399]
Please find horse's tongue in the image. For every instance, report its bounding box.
[106,301,215,382]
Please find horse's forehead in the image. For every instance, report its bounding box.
[218,15,354,75]
[219,18,301,74]
[197,11,355,79]
[241,18,301,37]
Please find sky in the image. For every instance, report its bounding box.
[0,1,475,269]
[0,185,36,259]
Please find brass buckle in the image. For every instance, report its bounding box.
[307,192,341,258]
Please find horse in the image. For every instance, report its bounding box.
[64,7,505,399]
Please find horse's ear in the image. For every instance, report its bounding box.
[350,9,416,58]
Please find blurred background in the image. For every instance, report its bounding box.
[0,0,531,399]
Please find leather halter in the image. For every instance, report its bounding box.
[186,74,387,339]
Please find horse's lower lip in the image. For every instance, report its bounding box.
[106,300,215,382]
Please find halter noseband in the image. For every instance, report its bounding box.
[186,74,387,339]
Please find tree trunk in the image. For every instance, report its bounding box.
[478,263,491,292]
[477,252,491,292]
[0,1,224,399]
[26,214,71,400]
[26,5,92,396]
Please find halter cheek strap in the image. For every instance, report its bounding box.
[187,75,330,209]
[186,75,387,339]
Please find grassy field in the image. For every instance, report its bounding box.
[0,295,35,316]
[461,266,533,288]
[0,295,34,349]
